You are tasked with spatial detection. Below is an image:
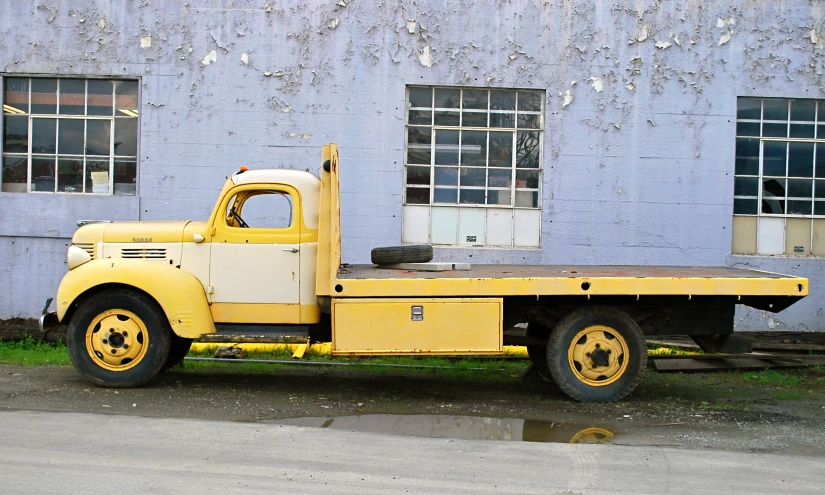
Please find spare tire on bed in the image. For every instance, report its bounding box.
[371,245,434,265]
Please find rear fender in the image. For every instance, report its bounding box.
[56,259,215,338]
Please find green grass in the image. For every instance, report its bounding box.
[0,337,71,366]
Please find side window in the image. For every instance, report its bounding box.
[226,191,293,229]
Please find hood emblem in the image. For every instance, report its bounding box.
[133,237,153,243]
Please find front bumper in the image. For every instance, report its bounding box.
[39,297,60,332]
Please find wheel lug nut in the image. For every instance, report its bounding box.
[123,332,128,337]
[111,350,116,354]
[586,352,591,357]
[102,339,108,344]
[595,344,600,348]
[123,344,129,349]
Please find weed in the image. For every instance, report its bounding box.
[0,337,70,366]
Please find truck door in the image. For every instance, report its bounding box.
[208,184,302,323]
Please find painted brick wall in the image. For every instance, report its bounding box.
[1,1,824,329]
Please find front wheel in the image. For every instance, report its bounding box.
[546,306,646,403]
[67,289,171,388]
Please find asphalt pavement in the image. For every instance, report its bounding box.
[0,409,821,494]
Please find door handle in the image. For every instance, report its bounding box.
[283,248,299,253]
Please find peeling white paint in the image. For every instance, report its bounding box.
[140,36,152,48]
[97,18,105,29]
[327,18,339,30]
[288,133,313,140]
[201,50,217,66]
[716,16,736,28]
[613,122,621,129]
[264,70,272,76]
[509,52,517,60]
[811,29,824,50]
[590,76,604,92]
[418,46,433,67]
[655,41,672,50]
[719,30,732,46]
[625,82,635,91]
[264,3,273,13]
[338,0,347,6]
[406,20,417,34]
[241,53,249,65]
[79,18,85,23]
[562,89,574,108]
[673,35,681,46]
[637,24,650,43]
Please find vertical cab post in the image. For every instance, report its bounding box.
[316,144,342,297]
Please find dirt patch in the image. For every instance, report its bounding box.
[1,363,824,456]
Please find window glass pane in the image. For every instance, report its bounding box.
[815,180,825,199]
[762,178,786,214]
[490,113,515,128]
[433,187,457,203]
[788,200,812,215]
[237,192,293,228]
[762,122,787,137]
[30,157,56,192]
[488,132,513,167]
[462,89,488,110]
[434,111,459,126]
[86,159,110,194]
[59,79,85,115]
[733,198,758,215]
[434,88,459,108]
[460,167,486,187]
[408,110,431,125]
[735,138,760,175]
[434,167,458,186]
[113,159,137,195]
[87,80,113,116]
[461,111,487,127]
[459,188,485,204]
[1,155,27,192]
[762,141,787,176]
[762,99,789,121]
[817,143,825,178]
[491,90,515,111]
[31,118,56,153]
[405,187,429,204]
[434,130,459,165]
[736,98,761,120]
[57,157,83,193]
[788,142,814,178]
[819,125,825,139]
[58,119,84,155]
[4,78,29,114]
[516,169,540,188]
[515,190,539,207]
[407,127,431,164]
[486,189,511,205]
[31,78,57,114]
[3,115,28,152]
[735,121,760,137]
[114,80,138,113]
[816,201,825,216]
[518,91,542,111]
[790,124,815,139]
[406,166,430,185]
[460,131,486,166]
[518,114,540,129]
[819,102,825,122]
[488,168,511,187]
[791,100,816,121]
[516,131,540,168]
[114,118,138,156]
[86,120,111,156]
[787,179,813,198]
[734,177,759,196]
[408,87,432,108]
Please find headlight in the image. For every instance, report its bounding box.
[67,246,92,270]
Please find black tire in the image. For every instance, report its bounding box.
[67,289,171,388]
[546,306,646,403]
[162,334,193,371]
[371,245,433,265]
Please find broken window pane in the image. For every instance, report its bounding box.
[491,90,516,111]
[736,98,761,120]
[735,121,759,137]
[87,80,113,116]
[57,157,83,193]
[460,131,486,166]
[1,155,27,192]
[433,187,457,203]
[86,159,110,194]
[31,118,56,154]
[460,167,486,187]
[407,127,431,164]
[406,166,430,185]
[434,88,460,109]
[113,159,137,195]
[59,79,85,115]
[405,187,429,204]
[459,188,485,204]
[762,99,789,121]
[408,110,431,125]
[30,157,56,192]
[4,77,29,114]
[734,177,758,196]
[434,130,459,165]
[735,138,760,176]
[31,78,57,114]
[518,91,542,112]
[791,100,816,121]
[58,119,84,155]
[788,142,814,178]
[762,178,786,214]
[787,200,812,215]
[434,167,458,186]
[462,111,487,127]
[408,87,432,108]
[762,141,787,177]
[488,132,513,167]
[516,131,541,168]
[733,198,758,215]
[3,115,28,153]
[114,118,138,156]
[462,89,488,110]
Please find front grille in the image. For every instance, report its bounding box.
[121,248,167,259]
[72,243,95,258]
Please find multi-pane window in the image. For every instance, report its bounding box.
[403,86,544,248]
[732,97,825,256]
[2,77,138,195]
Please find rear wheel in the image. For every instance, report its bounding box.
[67,289,171,388]
[162,334,193,371]
[546,306,646,403]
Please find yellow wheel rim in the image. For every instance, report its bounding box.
[568,427,615,444]
[567,325,629,387]
[85,309,149,372]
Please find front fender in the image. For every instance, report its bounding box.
[56,259,216,338]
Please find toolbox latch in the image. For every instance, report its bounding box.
[411,305,424,321]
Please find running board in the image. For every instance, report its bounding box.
[200,324,309,344]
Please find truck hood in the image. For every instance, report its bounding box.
[72,221,192,245]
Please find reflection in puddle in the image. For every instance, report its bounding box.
[266,414,615,444]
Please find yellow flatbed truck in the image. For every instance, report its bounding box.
[41,144,808,402]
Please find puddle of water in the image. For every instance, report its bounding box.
[265,414,615,444]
